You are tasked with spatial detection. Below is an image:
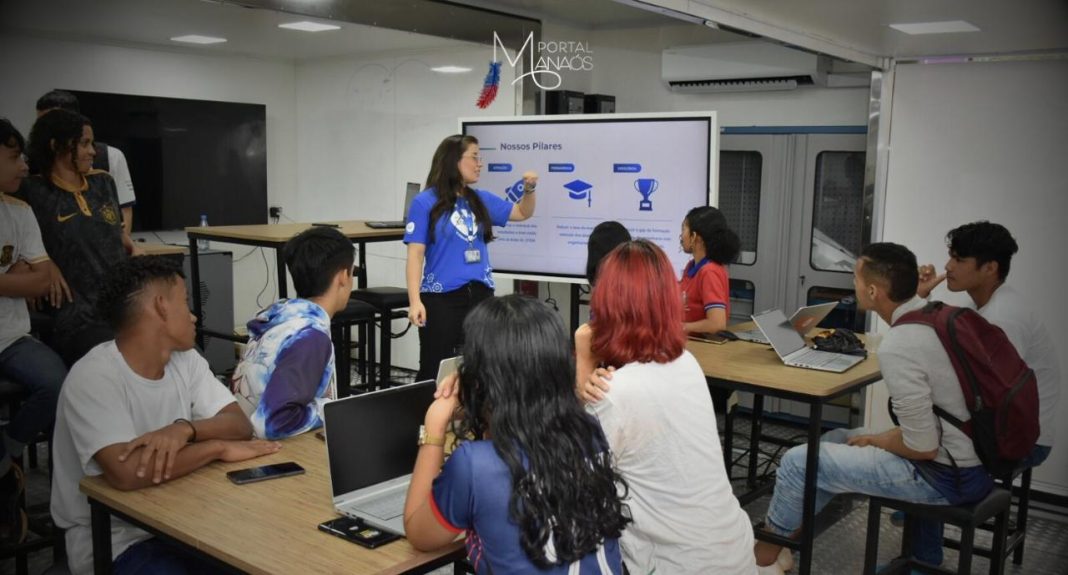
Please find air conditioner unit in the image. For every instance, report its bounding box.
[662,42,827,93]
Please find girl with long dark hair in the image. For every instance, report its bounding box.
[679,205,741,334]
[579,240,756,575]
[403,294,630,574]
[404,134,537,381]
[18,109,135,365]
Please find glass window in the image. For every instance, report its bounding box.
[718,151,761,265]
[810,151,865,273]
[729,279,755,325]
[806,286,864,332]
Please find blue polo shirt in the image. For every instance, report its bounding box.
[431,441,623,575]
[404,188,512,293]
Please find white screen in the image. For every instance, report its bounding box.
[462,114,717,280]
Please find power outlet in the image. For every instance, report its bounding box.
[269,206,282,219]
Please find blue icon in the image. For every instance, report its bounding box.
[564,180,593,207]
[504,179,526,203]
[634,178,658,211]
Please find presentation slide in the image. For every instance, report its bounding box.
[462,113,716,280]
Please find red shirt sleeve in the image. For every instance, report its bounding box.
[698,263,730,317]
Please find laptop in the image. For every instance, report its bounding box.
[323,379,436,536]
[366,182,421,229]
[734,301,839,344]
[751,309,864,373]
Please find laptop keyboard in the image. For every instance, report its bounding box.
[790,348,853,370]
[353,490,407,520]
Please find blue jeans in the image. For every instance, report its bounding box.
[114,538,230,575]
[766,427,948,536]
[912,443,1052,565]
[0,336,66,459]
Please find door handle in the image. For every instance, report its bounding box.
[800,275,806,286]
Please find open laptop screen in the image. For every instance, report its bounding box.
[323,380,436,499]
[402,182,421,221]
[753,309,808,357]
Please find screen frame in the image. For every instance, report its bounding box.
[460,111,718,282]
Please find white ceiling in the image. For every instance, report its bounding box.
[678,0,1068,60]
[2,0,1063,64]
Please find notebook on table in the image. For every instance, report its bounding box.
[323,379,436,535]
[366,182,421,229]
[734,301,839,344]
[751,309,863,373]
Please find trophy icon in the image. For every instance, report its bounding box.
[634,178,658,211]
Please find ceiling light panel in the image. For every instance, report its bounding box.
[888,20,980,35]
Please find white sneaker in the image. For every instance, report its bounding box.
[777,548,795,573]
[756,562,785,575]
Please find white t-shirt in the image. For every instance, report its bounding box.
[0,193,50,353]
[50,341,236,575]
[106,146,136,207]
[588,351,756,575]
[971,283,1061,446]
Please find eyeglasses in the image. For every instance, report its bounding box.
[462,154,484,165]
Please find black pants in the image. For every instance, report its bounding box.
[416,281,493,381]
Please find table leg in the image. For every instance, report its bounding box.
[90,499,112,575]
[188,234,204,350]
[798,401,824,575]
[747,394,765,487]
[357,241,368,289]
[275,247,288,299]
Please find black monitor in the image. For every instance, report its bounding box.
[69,90,268,231]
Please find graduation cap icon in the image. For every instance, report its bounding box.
[564,179,593,207]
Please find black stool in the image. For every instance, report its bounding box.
[349,287,409,386]
[864,488,1011,575]
[943,465,1035,566]
[330,299,378,397]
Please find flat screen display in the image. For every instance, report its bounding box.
[462,113,716,280]
[70,90,267,230]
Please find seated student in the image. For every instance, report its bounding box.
[18,109,135,365]
[679,206,740,335]
[753,243,994,574]
[35,90,141,246]
[50,256,281,575]
[231,227,354,439]
[0,118,68,545]
[575,221,632,391]
[579,240,756,575]
[911,220,1060,565]
[403,294,630,574]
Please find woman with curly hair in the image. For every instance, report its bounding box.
[679,205,740,335]
[403,294,629,574]
[18,109,137,365]
[578,240,756,575]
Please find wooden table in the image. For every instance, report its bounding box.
[184,221,405,383]
[688,322,881,575]
[81,433,464,575]
[138,243,188,257]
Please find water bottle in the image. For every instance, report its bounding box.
[197,214,210,252]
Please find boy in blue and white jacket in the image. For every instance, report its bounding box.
[231,227,354,439]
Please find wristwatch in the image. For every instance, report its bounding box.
[418,425,445,447]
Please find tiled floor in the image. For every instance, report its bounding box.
[4,413,1067,574]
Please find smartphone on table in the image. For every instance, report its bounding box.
[688,332,730,345]
[226,461,305,485]
[318,516,400,549]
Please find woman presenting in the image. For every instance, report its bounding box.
[405,134,536,381]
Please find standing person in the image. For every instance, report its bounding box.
[0,118,68,545]
[18,109,133,365]
[50,256,280,575]
[36,90,140,239]
[404,134,537,381]
[679,205,740,335]
[231,227,355,439]
[579,240,756,575]
[403,294,629,574]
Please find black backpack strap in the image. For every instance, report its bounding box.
[932,404,966,431]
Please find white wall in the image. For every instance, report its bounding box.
[0,33,298,326]
[294,46,518,370]
[876,59,1068,495]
